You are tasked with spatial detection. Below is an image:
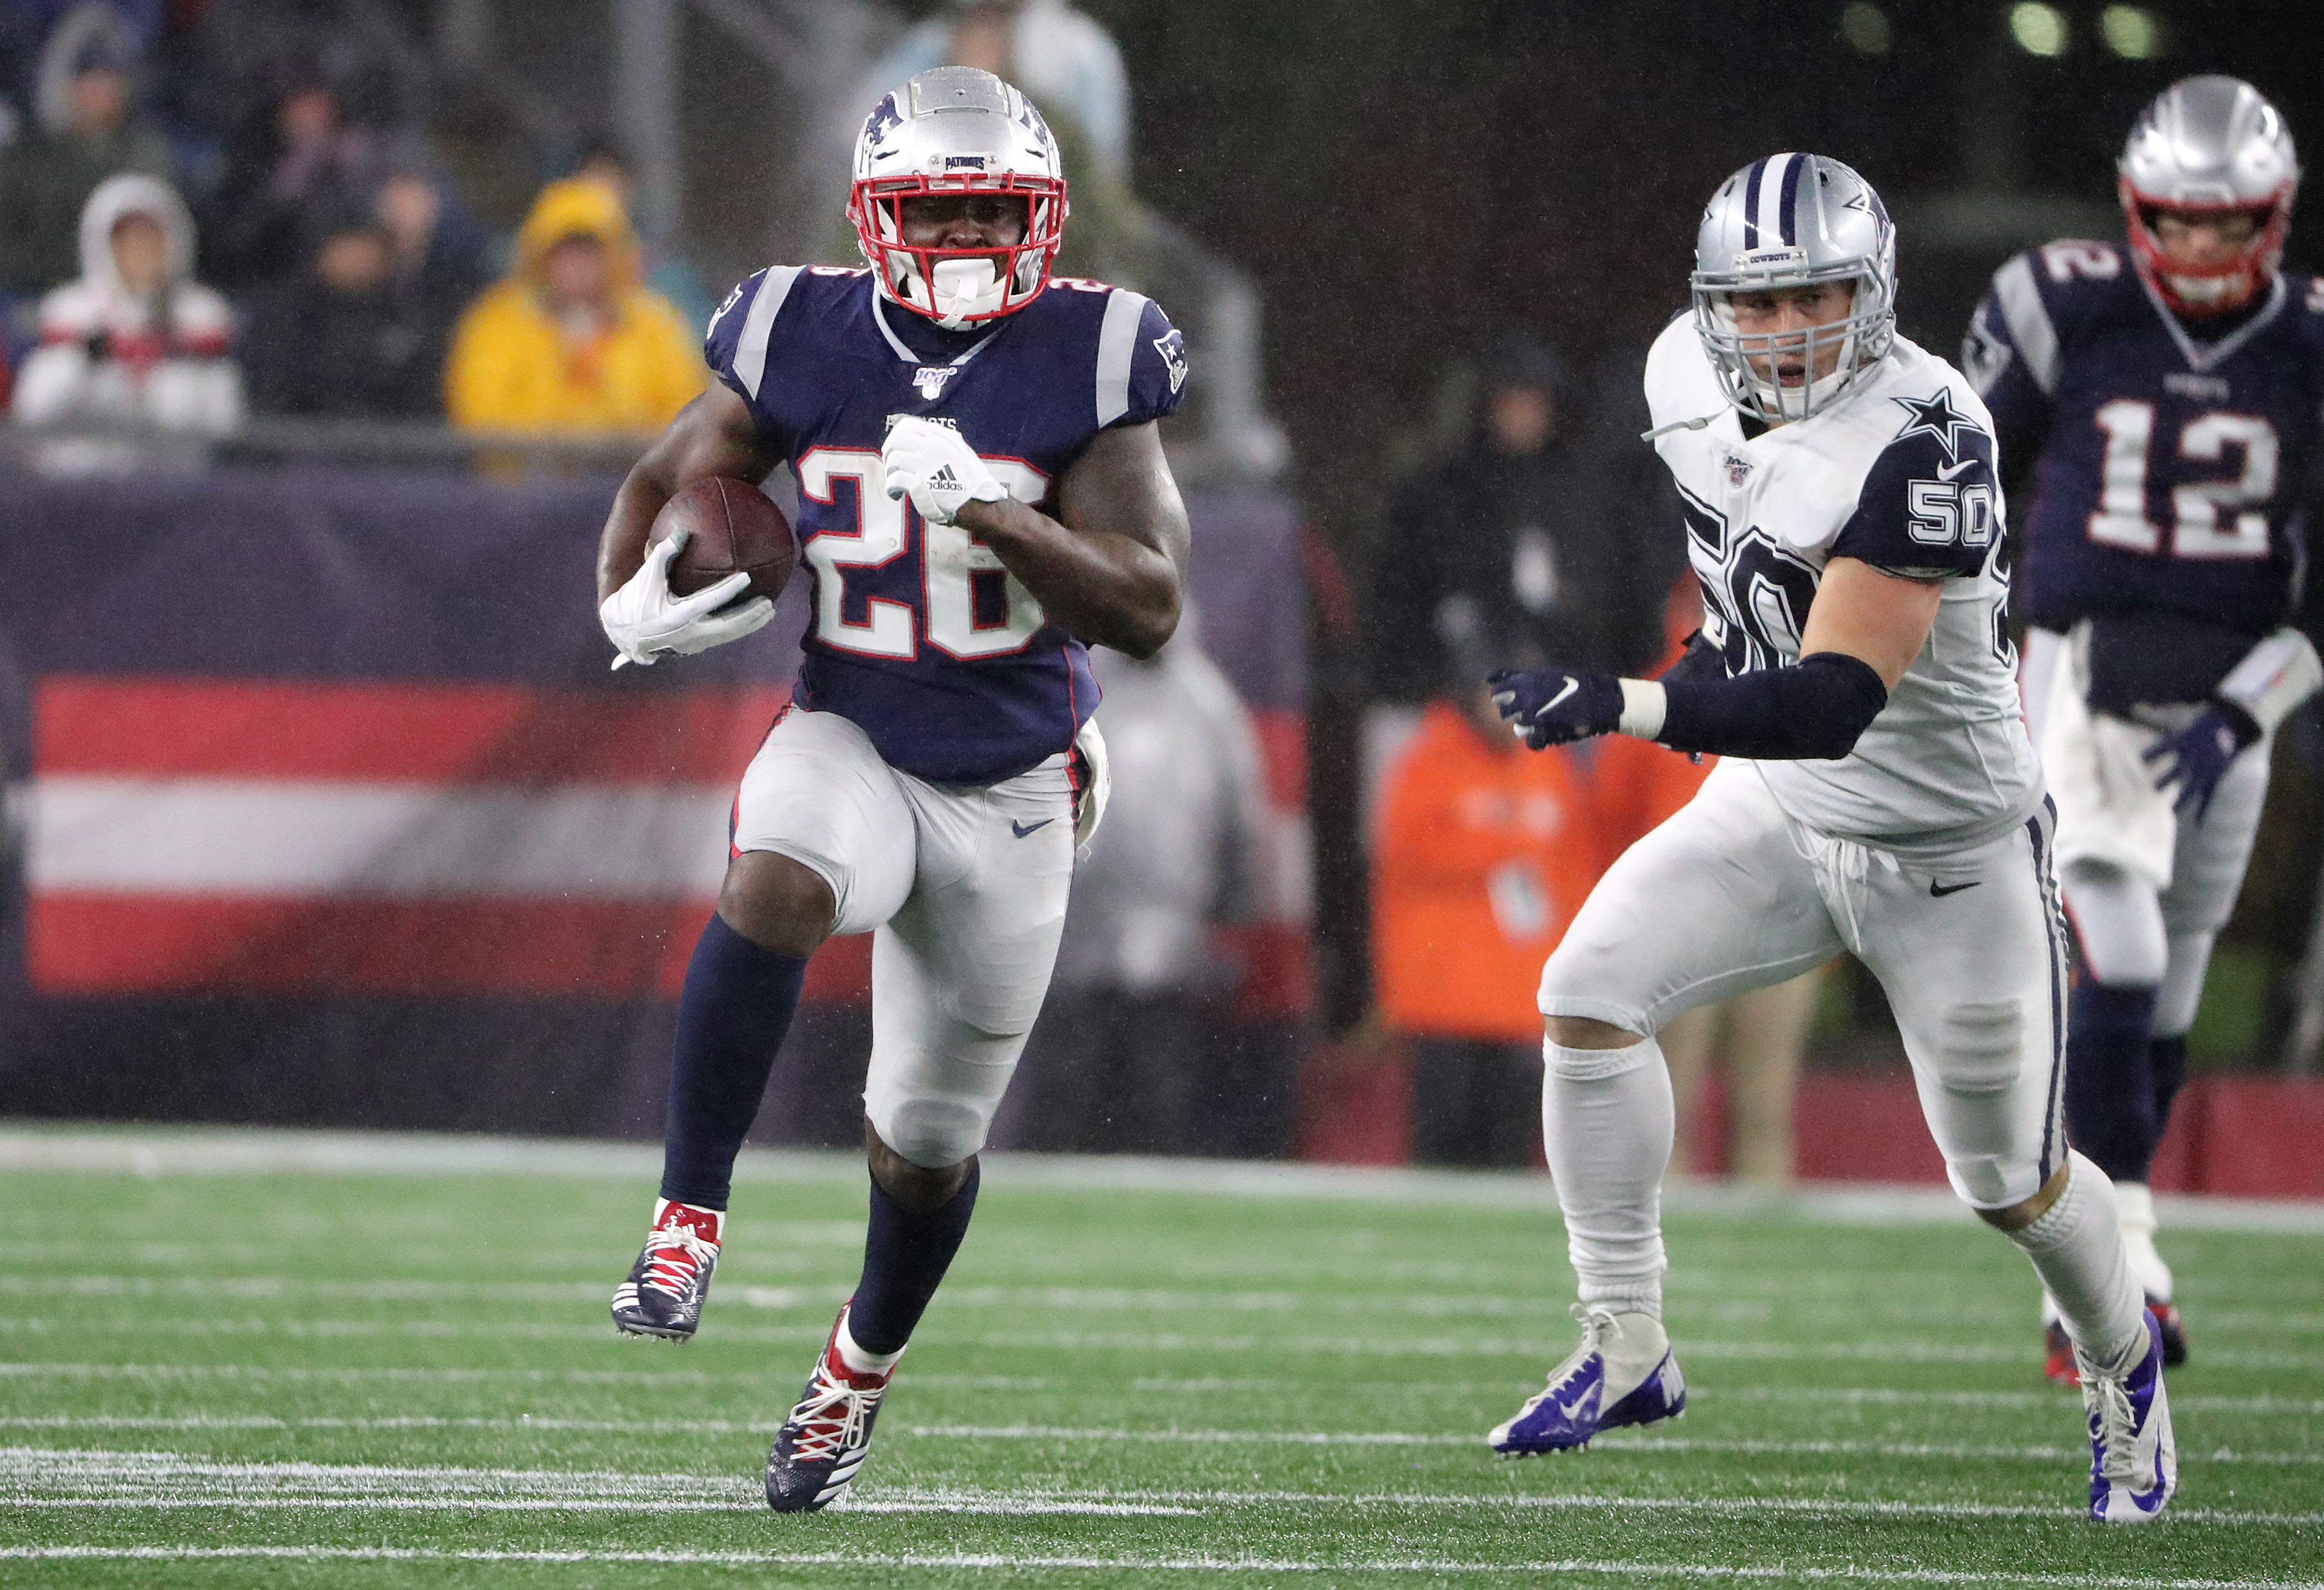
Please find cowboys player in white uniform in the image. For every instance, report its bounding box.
[1485,155,2174,1523]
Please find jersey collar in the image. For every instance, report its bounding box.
[2139,270,2287,374]
[872,289,1003,372]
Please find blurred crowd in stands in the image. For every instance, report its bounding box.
[0,0,711,449]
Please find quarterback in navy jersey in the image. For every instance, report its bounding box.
[591,66,1190,1511]
[1964,75,2324,1381]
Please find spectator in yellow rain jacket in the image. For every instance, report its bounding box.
[445,178,702,435]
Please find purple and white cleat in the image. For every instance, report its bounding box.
[2081,1307,2176,1524]
[1488,1304,1686,1455]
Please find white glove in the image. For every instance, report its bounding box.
[882,415,1007,525]
[598,526,775,669]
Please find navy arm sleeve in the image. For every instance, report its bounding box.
[1656,651,1889,760]
[1828,412,2001,580]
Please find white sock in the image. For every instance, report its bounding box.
[2007,1151,2145,1370]
[2113,1180,2173,1302]
[834,1308,904,1377]
[1542,1034,1672,1321]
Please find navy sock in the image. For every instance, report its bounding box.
[658,913,810,1211]
[2149,1034,2189,1145]
[848,1161,980,1355]
[2064,981,2161,1184]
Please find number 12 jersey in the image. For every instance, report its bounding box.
[705,265,1187,785]
[1964,240,2324,641]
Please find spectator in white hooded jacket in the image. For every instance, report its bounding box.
[13,172,244,459]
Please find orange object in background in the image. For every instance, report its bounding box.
[1371,703,1607,1042]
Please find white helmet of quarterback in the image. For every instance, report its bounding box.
[848,66,1068,329]
[1690,153,1898,425]
[2118,75,2299,317]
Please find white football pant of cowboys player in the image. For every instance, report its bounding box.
[1484,153,2174,1523]
[1967,75,2322,1384]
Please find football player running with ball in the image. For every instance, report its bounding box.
[593,67,1191,1511]
[1485,155,2174,1523]
[1964,77,2321,1384]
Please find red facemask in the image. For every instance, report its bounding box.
[2119,178,2293,317]
[847,173,1067,327]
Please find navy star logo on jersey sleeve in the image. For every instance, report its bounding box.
[1890,389,1983,463]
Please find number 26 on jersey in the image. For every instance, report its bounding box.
[795,447,1051,660]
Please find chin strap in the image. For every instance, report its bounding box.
[1641,412,1719,442]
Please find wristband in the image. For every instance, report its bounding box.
[1617,678,1668,740]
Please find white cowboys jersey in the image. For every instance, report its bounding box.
[1643,317,2041,847]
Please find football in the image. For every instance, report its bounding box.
[648,476,797,603]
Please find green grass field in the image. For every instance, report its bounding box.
[0,1127,2317,1587]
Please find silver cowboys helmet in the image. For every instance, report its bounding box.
[849,66,1068,329]
[1691,153,1897,425]
[2119,75,2299,317]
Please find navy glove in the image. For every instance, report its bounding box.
[2142,701,2259,822]
[1489,667,1624,749]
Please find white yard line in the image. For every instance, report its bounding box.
[7,1314,2312,1370]
[0,1451,1187,1516]
[0,1363,2315,1416]
[0,1545,2316,1588]
[2,1415,2317,1469]
[2,1451,2317,1529]
[4,1124,2319,1233]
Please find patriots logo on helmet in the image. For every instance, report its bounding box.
[861,95,904,151]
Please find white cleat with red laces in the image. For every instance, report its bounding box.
[766,1304,898,1512]
[610,1199,723,1341]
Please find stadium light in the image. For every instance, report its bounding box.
[2008,1,2069,55]
[2099,5,2163,58]
[1839,2,1893,54]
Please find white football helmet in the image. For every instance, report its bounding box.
[1690,153,1897,425]
[848,66,1067,329]
[2119,75,2299,316]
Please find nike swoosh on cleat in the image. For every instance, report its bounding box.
[1929,879,1981,897]
[1011,818,1056,838]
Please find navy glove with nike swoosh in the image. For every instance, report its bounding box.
[1489,667,1624,749]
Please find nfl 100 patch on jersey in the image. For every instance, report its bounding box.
[1967,241,2324,638]
[704,265,1187,785]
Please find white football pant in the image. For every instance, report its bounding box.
[732,708,1076,1168]
[1540,759,2068,1212]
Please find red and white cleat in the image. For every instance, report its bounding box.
[610,1199,723,1341]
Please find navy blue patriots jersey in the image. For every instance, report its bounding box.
[704,266,1186,784]
[1964,241,2324,637]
